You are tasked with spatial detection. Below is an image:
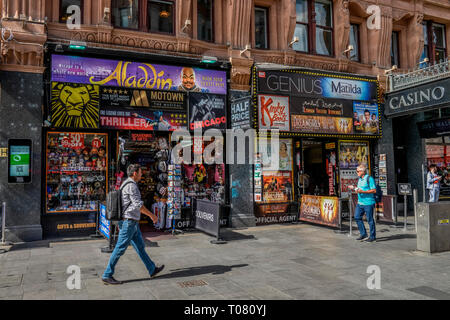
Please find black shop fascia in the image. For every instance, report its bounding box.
[252,66,381,227]
[41,49,230,237]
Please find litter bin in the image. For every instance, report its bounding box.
[416,202,450,253]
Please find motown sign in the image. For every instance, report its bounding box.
[385,78,450,117]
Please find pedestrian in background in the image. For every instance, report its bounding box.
[102,164,165,285]
[348,164,377,243]
[427,164,442,203]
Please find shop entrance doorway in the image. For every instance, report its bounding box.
[300,139,338,197]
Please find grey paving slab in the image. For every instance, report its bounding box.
[1,223,450,300]
[407,286,450,300]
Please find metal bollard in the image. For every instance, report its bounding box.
[1,202,6,245]
[403,194,408,232]
[413,189,418,233]
[348,195,353,237]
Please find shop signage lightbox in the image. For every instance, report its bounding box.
[51,54,227,95]
[385,78,450,117]
[257,70,377,101]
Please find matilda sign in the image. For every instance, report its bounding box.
[385,78,450,117]
[257,70,377,101]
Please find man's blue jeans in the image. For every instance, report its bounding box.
[103,220,156,279]
[355,204,376,239]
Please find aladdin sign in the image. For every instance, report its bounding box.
[51,54,227,95]
[385,78,450,117]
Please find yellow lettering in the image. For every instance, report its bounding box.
[137,66,148,88]
[90,61,123,86]
[125,75,137,87]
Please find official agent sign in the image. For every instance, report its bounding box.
[385,78,450,117]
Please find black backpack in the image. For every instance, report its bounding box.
[105,181,133,221]
[366,175,383,203]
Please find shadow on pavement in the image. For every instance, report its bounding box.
[8,240,50,251]
[376,234,417,242]
[122,264,248,283]
[220,229,256,241]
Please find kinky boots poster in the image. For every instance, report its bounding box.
[258,94,290,131]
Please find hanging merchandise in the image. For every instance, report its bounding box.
[111,133,170,227]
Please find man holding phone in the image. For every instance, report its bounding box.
[348,164,377,242]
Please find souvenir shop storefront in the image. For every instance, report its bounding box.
[252,67,383,227]
[42,52,229,237]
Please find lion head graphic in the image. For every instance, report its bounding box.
[51,82,99,128]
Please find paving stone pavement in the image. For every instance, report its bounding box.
[0,221,450,300]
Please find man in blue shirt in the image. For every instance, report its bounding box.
[349,164,377,242]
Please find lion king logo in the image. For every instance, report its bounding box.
[51,82,99,128]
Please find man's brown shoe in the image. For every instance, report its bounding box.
[102,277,123,285]
[151,265,165,278]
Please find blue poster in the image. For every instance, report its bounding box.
[321,77,375,101]
[99,203,110,239]
[353,102,379,134]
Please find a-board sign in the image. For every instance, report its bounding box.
[194,199,221,239]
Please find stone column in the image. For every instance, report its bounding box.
[334,0,350,58]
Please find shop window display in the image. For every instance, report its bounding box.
[256,138,294,203]
[181,136,226,207]
[425,139,450,199]
[46,132,108,213]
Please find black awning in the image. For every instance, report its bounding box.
[417,117,450,138]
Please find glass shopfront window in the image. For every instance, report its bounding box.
[425,137,450,200]
[46,132,108,213]
[256,138,294,204]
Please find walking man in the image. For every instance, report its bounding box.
[349,164,377,242]
[102,164,165,285]
[427,164,442,203]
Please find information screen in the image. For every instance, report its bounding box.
[8,139,32,183]
[10,146,30,177]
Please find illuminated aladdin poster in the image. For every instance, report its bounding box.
[51,55,227,94]
[300,195,339,227]
[51,82,99,128]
